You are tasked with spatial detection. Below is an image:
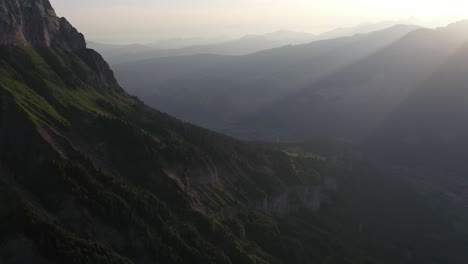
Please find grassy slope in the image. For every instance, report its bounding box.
[0,46,369,264]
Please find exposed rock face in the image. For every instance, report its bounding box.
[0,0,86,49]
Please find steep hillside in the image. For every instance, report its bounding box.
[3,2,468,264]
[370,39,468,170]
[243,21,468,142]
[0,1,368,263]
[114,25,419,133]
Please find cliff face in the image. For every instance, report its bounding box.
[0,0,86,49]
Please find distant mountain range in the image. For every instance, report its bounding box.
[90,20,417,65]
[148,36,231,49]
[244,21,468,142]
[115,21,468,146]
[88,30,316,65]
[114,24,420,138]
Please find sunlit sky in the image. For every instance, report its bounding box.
[50,0,468,44]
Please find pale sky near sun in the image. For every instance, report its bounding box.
[49,0,468,44]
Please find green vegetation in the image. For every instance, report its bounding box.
[0,45,369,264]
[0,79,68,126]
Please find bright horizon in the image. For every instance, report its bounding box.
[50,0,468,44]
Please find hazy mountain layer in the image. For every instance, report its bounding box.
[370,36,468,170]
[241,21,468,142]
[88,30,317,65]
[114,25,418,135]
[91,21,413,66]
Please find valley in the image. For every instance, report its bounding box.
[1,0,468,263]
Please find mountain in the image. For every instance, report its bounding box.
[370,22,468,169]
[0,0,85,49]
[239,21,468,142]
[91,22,421,66]
[113,25,419,136]
[88,30,317,65]
[148,36,230,50]
[359,24,468,262]
[86,41,155,66]
[0,1,375,263]
[316,19,421,40]
[3,1,468,264]
[154,30,318,55]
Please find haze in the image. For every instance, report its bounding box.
[50,0,468,44]
[4,0,468,263]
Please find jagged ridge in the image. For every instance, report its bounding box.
[0,0,86,49]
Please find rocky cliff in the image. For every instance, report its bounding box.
[0,0,86,49]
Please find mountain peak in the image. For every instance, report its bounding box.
[0,0,86,49]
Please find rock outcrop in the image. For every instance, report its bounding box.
[0,0,86,49]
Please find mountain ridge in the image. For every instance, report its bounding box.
[0,0,85,49]
[239,21,468,142]
[0,1,365,263]
[91,22,418,66]
[113,24,420,137]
